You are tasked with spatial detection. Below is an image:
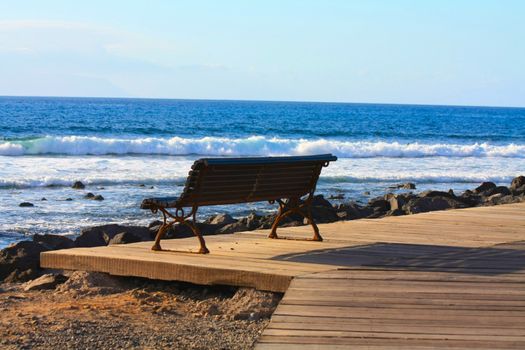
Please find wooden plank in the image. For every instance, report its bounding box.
[266,321,525,335]
[261,329,525,342]
[257,336,525,349]
[41,251,293,292]
[267,315,525,329]
[273,304,525,318]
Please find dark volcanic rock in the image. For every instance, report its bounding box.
[76,224,152,247]
[23,273,68,291]
[0,241,48,282]
[108,232,142,245]
[84,192,95,199]
[72,181,85,189]
[33,234,75,250]
[148,220,163,228]
[75,229,106,248]
[19,202,34,207]
[217,221,250,234]
[310,205,339,223]
[387,193,414,211]
[513,185,525,196]
[244,213,266,230]
[403,196,466,214]
[459,190,483,206]
[484,186,511,198]
[311,195,334,208]
[336,202,373,220]
[328,193,345,200]
[419,190,457,200]
[510,176,525,191]
[385,208,405,216]
[390,183,416,190]
[367,197,390,212]
[474,182,496,194]
[92,194,104,201]
[4,268,40,283]
[485,194,523,206]
[295,195,339,224]
[205,213,237,227]
[367,208,389,218]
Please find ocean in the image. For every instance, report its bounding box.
[1,96,524,248]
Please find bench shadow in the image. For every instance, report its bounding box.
[270,241,525,275]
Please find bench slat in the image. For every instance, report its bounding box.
[184,185,309,199]
[186,175,314,188]
[200,154,337,166]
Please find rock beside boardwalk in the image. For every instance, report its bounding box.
[23,273,68,291]
[0,241,48,282]
[74,228,107,247]
[474,181,496,194]
[75,224,153,247]
[108,232,142,245]
[335,202,372,220]
[510,176,525,191]
[33,234,75,250]
[513,185,525,196]
[387,193,415,211]
[403,196,466,214]
[56,271,129,296]
[205,213,237,226]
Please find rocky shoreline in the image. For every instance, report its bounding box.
[1,175,524,348]
[2,176,524,284]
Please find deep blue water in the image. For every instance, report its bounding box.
[1,96,524,143]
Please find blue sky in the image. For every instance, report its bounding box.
[0,1,524,106]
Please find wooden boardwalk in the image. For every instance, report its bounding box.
[41,203,525,349]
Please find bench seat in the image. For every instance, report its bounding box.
[141,154,336,253]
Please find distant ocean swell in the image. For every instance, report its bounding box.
[1,136,525,158]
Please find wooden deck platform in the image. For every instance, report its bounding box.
[41,203,525,349]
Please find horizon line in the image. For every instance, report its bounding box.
[1,94,524,110]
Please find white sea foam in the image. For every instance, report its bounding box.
[0,135,524,158]
[0,155,522,189]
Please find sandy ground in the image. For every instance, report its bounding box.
[0,271,282,349]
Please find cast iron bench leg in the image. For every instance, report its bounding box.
[268,197,323,241]
[150,206,209,254]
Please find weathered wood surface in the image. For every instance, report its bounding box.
[41,203,525,348]
[256,203,525,349]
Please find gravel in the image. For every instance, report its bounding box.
[0,272,282,349]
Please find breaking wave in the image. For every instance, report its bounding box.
[0,135,524,158]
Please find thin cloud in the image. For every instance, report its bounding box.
[0,19,177,63]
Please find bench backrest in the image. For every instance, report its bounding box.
[177,154,337,207]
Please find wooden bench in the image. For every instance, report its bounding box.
[141,154,337,253]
